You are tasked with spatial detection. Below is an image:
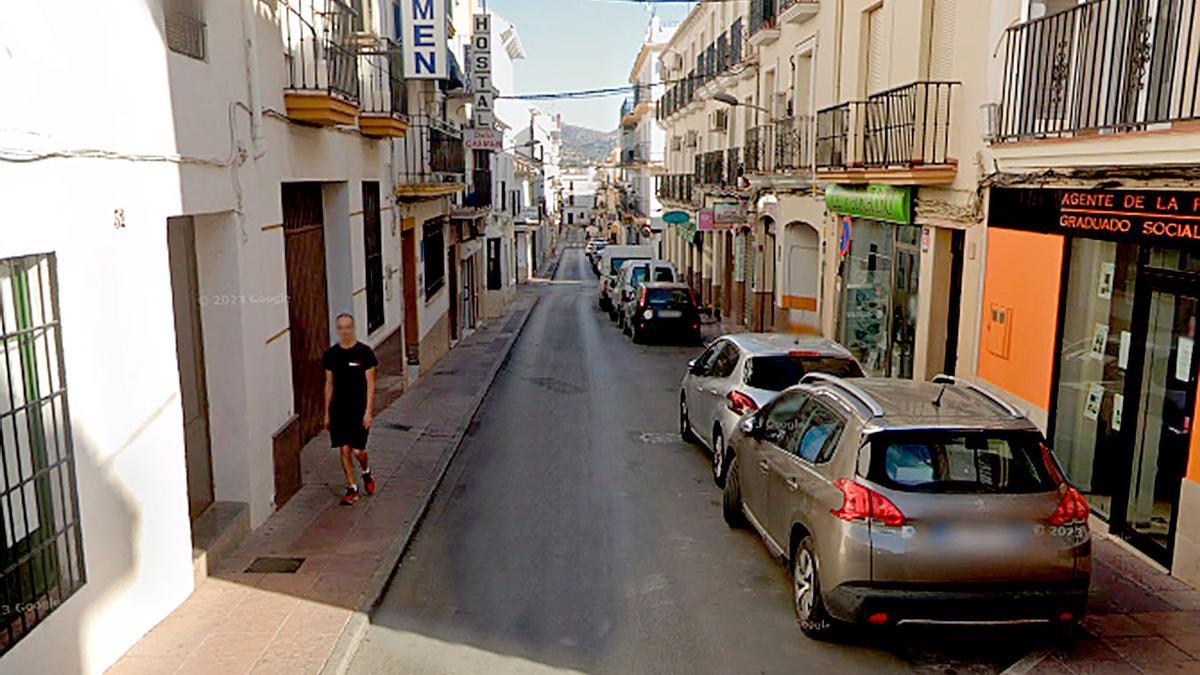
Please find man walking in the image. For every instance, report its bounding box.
[323,313,378,506]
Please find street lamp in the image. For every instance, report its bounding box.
[712,93,772,117]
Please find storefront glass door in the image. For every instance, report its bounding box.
[1122,289,1198,561]
[837,220,920,378]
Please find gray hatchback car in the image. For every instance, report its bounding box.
[723,374,1092,637]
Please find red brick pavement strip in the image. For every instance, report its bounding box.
[1007,537,1200,675]
[106,292,541,675]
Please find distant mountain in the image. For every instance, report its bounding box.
[561,124,618,168]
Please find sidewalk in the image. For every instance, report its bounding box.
[107,292,540,675]
[1016,534,1200,674]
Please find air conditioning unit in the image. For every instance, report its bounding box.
[684,130,699,148]
[773,92,790,118]
[708,109,730,132]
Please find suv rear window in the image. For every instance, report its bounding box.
[868,431,1058,494]
[653,267,674,282]
[630,267,649,286]
[744,355,863,392]
[645,288,693,307]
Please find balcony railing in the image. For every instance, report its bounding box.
[998,0,1200,141]
[282,0,360,103]
[698,151,727,187]
[620,97,635,120]
[773,115,814,171]
[621,143,650,165]
[816,101,860,169]
[863,81,958,168]
[657,174,696,203]
[816,82,957,170]
[463,169,492,208]
[358,38,406,118]
[396,114,466,187]
[726,147,743,185]
[750,0,778,37]
[744,125,771,173]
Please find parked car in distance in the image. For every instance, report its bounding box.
[623,282,701,345]
[722,374,1092,638]
[680,334,863,486]
[587,239,608,275]
[597,245,654,314]
[615,260,678,328]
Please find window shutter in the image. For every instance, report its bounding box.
[928,0,957,81]
[866,7,888,95]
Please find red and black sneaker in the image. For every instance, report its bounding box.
[363,472,376,496]
[339,486,359,506]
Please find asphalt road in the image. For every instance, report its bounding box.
[348,236,1049,675]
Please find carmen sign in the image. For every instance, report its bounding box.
[991,188,1200,249]
[464,128,502,150]
[825,184,912,225]
[401,0,448,79]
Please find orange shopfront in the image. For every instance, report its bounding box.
[983,187,1200,578]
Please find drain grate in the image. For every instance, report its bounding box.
[245,556,305,574]
[379,421,413,432]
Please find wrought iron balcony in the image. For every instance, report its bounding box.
[395,114,466,198]
[744,125,772,173]
[774,115,814,171]
[779,0,819,24]
[358,38,408,137]
[726,147,743,185]
[997,0,1200,141]
[656,174,695,203]
[817,82,958,173]
[749,0,780,46]
[463,169,492,209]
[282,0,361,126]
[863,81,958,168]
[620,97,635,121]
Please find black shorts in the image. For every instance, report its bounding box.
[330,420,369,450]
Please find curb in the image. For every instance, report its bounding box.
[319,294,541,675]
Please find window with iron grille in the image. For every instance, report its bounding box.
[164,0,206,60]
[422,220,446,299]
[362,182,385,334]
[0,254,84,655]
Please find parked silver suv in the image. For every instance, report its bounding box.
[680,334,862,487]
[722,374,1092,637]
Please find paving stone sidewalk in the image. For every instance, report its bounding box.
[106,292,540,675]
[1014,535,1200,674]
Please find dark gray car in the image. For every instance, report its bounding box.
[722,374,1092,637]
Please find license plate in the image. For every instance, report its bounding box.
[658,310,682,318]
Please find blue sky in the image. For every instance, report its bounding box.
[489,0,693,131]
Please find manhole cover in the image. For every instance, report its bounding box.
[245,557,305,574]
[379,422,413,432]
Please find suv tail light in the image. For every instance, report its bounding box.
[638,286,647,307]
[832,479,905,526]
[1049,486,1090,526]
[726,390,759,415]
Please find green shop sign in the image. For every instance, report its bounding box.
[674,220,698,242]
[825,184,912,225]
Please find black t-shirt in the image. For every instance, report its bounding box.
[322,342,378,417]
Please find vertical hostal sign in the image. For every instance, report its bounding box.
[401,0,448,79]
[471,13,495,128]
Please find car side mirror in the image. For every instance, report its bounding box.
[687,358,701,375]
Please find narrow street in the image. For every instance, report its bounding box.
[347,238,1046,675]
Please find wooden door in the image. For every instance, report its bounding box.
[401,227,419,364]
[448,244,459,341]
[282,183,331,444]
[167,216,214,521]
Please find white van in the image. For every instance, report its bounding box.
[597,245,654,313]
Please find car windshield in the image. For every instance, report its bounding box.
[645,288,692,308]
[611,257,647,275]
[744,355,863,392]
[867,431,1059,494]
